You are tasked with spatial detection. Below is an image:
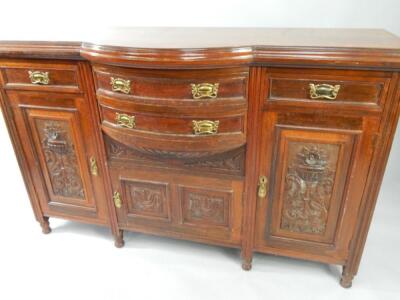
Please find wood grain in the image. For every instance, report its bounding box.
[1,28,400,288]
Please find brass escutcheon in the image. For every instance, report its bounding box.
[110,77,131,94]
[115,113,135,129]
[309,83,341,100]
[192,120,219,135]
[28,71,49,85]
[191,83,219,99]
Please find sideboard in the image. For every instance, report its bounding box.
[1,28,400,288]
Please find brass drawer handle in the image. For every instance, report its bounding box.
[28,71,49,85]
[113,191,122,209]
[257,176,268,199]
[191,83,219,99]
[115,113,135,129]
[309,83,341,100]
[110,77,131,94]
[192,120,219,135]
[89,156,98,176]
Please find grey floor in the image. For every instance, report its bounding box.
[1,112,399,300]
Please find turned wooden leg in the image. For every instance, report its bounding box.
[40,216,51,234]
[241,250,253,271]
[340,266,354,288]
[114,230,124,248]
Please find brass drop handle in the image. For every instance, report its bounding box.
[110,77,131,94]
[192,120,219,135]
[89,157,98,176]
[191,83,219,99]
[115,113,136,129]
[257,176,268,199]
[28,71,49,85]
[309,83,341,100]
[113,191,122,209]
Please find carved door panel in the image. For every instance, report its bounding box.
[254,112,378,263]
[109,166,243,246]
[7,91,108,224]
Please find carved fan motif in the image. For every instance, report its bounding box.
[106,137,244,174]
[280,144,338,234]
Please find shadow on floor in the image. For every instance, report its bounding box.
[53,220,342,282]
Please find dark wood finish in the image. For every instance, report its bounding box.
[1,28,400,288]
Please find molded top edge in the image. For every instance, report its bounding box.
[1,28,400,69]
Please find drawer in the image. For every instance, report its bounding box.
[93,65,248,103]
[100,104,246,159]
[0,60,80,92]
[266,68,392,111]
[109,166,243,246]
[100,104,244,135]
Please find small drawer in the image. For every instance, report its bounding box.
[93,65,248,102]
[1,60,80,92]
[266,68,391,110]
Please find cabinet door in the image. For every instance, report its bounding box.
[109,165,243,247]
[254,112,378,263]
[6,91,108,224]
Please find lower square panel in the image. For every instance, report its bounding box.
[179,186,232,228]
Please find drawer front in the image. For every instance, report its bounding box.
[100,104,245,135]
[110,166,243,246]
[1,60,80,92]
[93,65,248,102]
[266,68,391,111]
[100,104,246,159]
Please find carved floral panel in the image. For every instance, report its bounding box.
[181,187,231,227]
[124,180,170,219]
[280,143,339,235]
[35,120,85,199]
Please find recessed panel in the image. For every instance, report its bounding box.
[180,186,231,228]
[122,179,171,221]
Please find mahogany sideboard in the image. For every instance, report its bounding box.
[1,28,400,288]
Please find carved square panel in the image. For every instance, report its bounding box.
[180,186,231,227]
[122,179,170,220]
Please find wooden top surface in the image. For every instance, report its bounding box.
[83,28,400,49]
[1,28,400,69]
[1,27,400,49]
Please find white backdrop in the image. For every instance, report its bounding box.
[0,1,399,299]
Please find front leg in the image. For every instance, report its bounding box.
[241,249,253,271]
[340,266,354,288]
[114,229,124,248]
[40,216,51,234]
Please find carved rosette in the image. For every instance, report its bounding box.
[281,145,337,234]
[38,120,85,199]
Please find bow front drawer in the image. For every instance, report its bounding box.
[266,68,392,113]
[0,60,81,92]
[99,103,246,160]
[93,65,248,105]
